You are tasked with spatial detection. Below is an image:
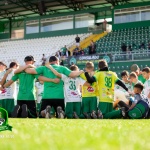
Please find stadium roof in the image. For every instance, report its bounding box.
[0,0,149,20]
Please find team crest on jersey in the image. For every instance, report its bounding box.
[87,87,94,92]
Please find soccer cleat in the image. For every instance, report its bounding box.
[11,105,20,118]
[121,107,127,119]
[73,112,79,119]
[97,109,103,119]
[57,106,65,119]
[83,112,91,119]
[45,105,51,119]
[91,110,97,119]
[21,104,28,118]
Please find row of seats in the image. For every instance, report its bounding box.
[0,33,91,66]
[92,26,150,53]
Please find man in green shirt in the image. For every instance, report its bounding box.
[25,56,83,118]
[2,56,59,118]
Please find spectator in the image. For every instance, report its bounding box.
[103,18,107,31]
[121,43,127,60]
[80,48,84,55]
[65,49,71,57]
[41,54,46,66]
[121,43,127,53]
[55,51,61,59]
[128,45,132,52]
[89,40,96,55]
[61,45,67,56]
[127,45,132,60]
[139,42,145,49]
[75,35,80,47]
[73,46,80,56]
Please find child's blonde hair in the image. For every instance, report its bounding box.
[85,61,94,70]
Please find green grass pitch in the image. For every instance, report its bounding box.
[0,119,150,150]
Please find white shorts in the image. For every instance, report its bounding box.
[75,43,80,47]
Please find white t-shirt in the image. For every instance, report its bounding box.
[62,74,86,102]
[0,70,6,100]
[5,69,17,100]
[115,80,131,100]
[35,82,44,103]
[143,78,150,102]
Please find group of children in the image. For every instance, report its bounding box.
[35,60,150,119]
[0,55,150,119]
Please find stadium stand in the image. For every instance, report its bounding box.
[95,26,150,54]
[0,33,91,66]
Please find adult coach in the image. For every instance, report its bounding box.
[25,56,83,118]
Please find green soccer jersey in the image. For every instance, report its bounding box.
[138,74,146,84]
[11,72,38,100]
[35,65,71,99]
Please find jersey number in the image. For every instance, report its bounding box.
[69,81,76,90]
[105,77,112,88]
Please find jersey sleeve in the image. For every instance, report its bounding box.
[113,72,119,83]
[80,73,86,80]
[34,74,40,79]
[61,66,71,77]
[78,77,86,86]
[11,74,19,81]
[61,74,68,82]
[35,66,44,75]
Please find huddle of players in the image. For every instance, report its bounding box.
[0,55,149,119]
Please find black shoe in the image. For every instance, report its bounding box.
[97,109,103,119]
[45,105,51,119]
[91,110,97,119]
[121,107,127,119]
[73,112,79,119]
[21,104,28,118]
[83,112,91,119]
[57,106,65,119]
[11,105,20,118]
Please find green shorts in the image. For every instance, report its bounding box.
[98,102,122,119]
[82,97,97,114]
[65,102,81,119]
[0,99,14,117]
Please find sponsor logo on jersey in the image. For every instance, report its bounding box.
[87,87,94,92]
[71,91,77,95]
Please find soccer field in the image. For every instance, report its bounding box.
[0,119,149,150]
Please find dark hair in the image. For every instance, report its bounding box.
[70,65,78,71]
[142,67,150,73]
[98,59,108,69]
[134,83,144,91]
[9,62,18,68]
[0,61,7,67]
[49,56,59,62]
[121,70,129,77]
[24,55,35,62]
